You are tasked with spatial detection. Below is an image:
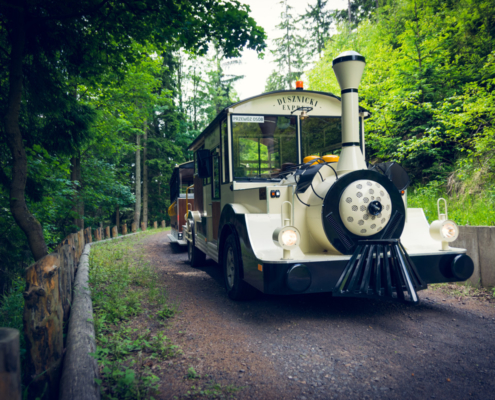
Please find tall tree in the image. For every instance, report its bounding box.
[134,131,142,228]
[270,0,309,89]
[142,126,148,228]
[298,0,334,59]
[332,0,379,29]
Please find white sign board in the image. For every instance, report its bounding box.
[232,115,264,123]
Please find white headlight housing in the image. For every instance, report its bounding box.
[429,198,459,250]
[429,219,459,242]
[273,226,301,250]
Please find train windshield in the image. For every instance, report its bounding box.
[301,117,342,159]
[232,115,298,180]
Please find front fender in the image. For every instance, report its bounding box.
[218,204,263,291]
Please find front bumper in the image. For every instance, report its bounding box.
[256,250,473,296]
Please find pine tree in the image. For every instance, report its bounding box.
[298,0,334,60]
[271,0,309,89]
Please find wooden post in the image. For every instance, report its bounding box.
[153,221,157,229]
[23,253,64,399]
[131,222,136,233]
[161,220,165,228]
[84,227,92,244]
[122,224,127,235]
[76,230,84,260]
[141,222,146,231]
[0,328,21,400]
[112,226,118,238]
[57,243,72,324]
[93,228,100,241]
[105,226,110,239]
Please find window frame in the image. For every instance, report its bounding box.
[211,148,221,200]
[230,113,299,181]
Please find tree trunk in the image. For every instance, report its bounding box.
[133,133,141,227]
[142,125,148,227]
[3,3,48,261]
[23,254,64,399]
[70,155,84,230]
[348,0,352,31]
[115,204,120,230]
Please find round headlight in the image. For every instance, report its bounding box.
[441,222,458,240]
[281,229,298,247]
[429,219,459,243]
[273,226,301,250]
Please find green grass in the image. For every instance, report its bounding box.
[183,381,243,399]
[89,228,177,399]
[408,185,495,226]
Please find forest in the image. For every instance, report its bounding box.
[1,0,495,296]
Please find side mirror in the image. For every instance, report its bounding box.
[197,149,212,179]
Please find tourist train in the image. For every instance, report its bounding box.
[170,51,473,303]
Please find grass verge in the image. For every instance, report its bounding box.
[89,228,179,399]
[429,282,495,302]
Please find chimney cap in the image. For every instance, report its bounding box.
[332,50,365,67]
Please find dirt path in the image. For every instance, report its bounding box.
[144,232,495,400]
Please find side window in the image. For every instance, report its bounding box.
[221,119,230,183]
[212,148,221,199]
[203,147,211,186]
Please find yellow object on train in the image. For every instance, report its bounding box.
[168,201,177,217]
[303,154,340,166]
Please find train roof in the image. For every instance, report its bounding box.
[187,89,370,152]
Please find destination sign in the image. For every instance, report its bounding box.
[232,115,265,123]
[275,95,318,111]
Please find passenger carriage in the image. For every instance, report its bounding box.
[184,51,474,303]
[168,161,194,246]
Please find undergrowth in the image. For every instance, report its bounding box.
[0,275,26,361]
[89,228,178,399]
[407,182,495,226]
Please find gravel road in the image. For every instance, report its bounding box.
[144,232,495,400]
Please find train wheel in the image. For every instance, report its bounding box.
[223,235,256,301]
[188,232,205,268]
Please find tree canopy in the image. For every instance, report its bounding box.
[0,0,266,290]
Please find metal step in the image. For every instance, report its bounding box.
[333,239,426,303]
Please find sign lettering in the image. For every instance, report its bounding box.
[275,96,318,111]
[232,115,265,123]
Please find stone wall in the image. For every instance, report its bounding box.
[452,226,495,288]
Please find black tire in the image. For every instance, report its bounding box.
[222,234,257,301]
[188,228,206,268]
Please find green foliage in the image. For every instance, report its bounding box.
[408,183,495,226]
[89,231,179,399]
[0,276,26,356]
[187,366,199,379]
[332,0,379,29]
[307,0,495,190]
